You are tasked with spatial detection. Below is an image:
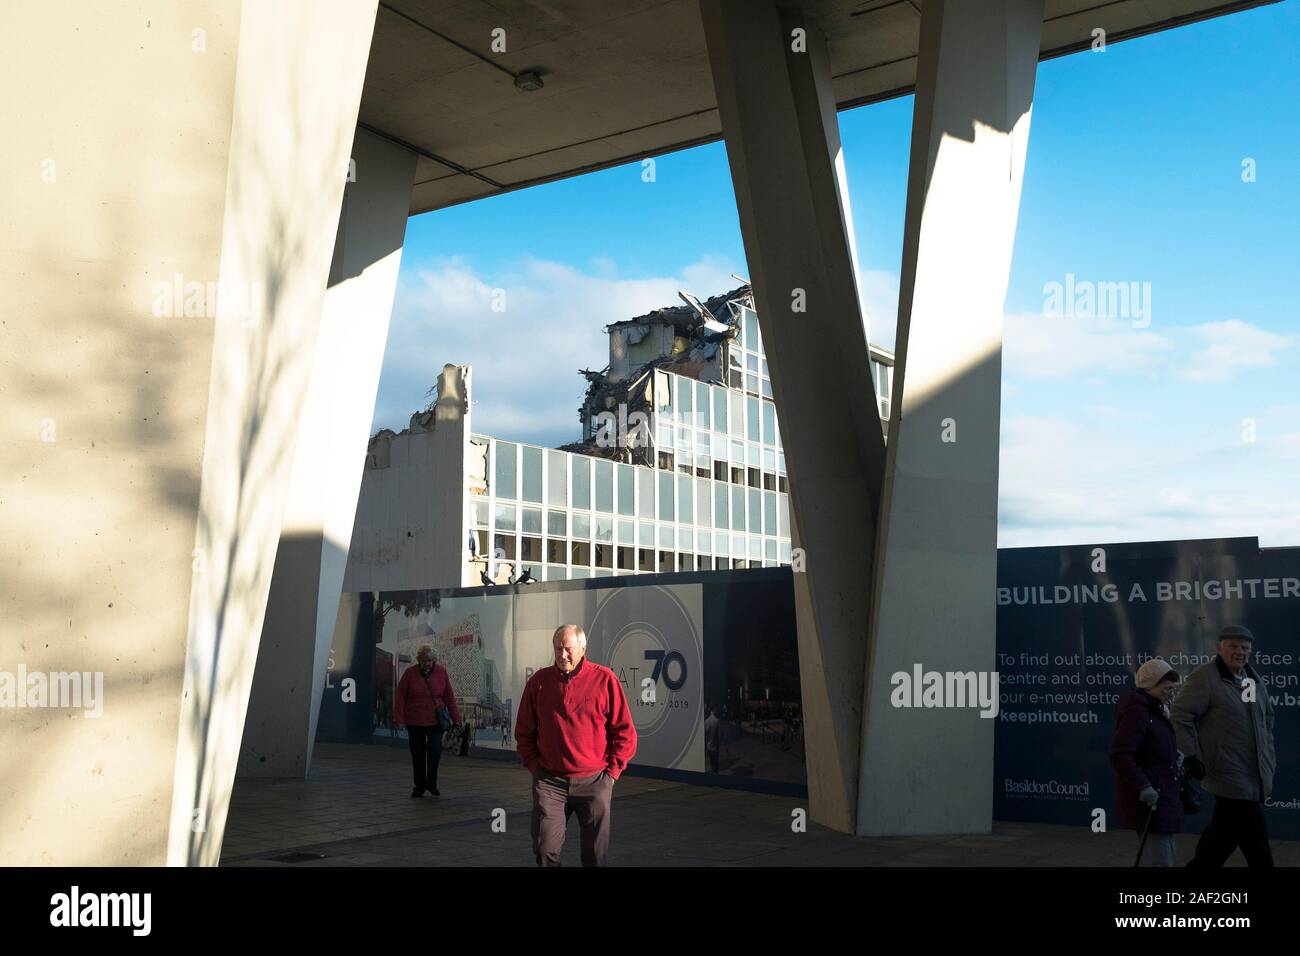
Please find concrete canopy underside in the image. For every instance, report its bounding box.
[363,0,1278,215]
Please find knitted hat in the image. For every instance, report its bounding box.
[1136,658,1180,689]
[1218,624,1254,643]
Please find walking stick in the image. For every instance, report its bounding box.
[1134,809,1154,867]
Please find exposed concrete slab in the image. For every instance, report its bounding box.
[361,0,1280,213]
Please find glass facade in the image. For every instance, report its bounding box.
[467,301,892,582]
[470,358,794,581]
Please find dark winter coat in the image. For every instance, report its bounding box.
[1109,688,1184,834]
[1170,656,1276,802]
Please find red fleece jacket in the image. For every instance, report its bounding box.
[394,663,462,727]
[515,659,637,779]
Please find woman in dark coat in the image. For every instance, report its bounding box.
[1109,657,1183,866]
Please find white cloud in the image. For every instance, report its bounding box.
[998,414,1300,548]
[1003,312,1175,380]
[1003,314,1294,384]
[1177,319,1295,383]
[374,254,743,447]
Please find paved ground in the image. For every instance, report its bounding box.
[221,742,1298,867]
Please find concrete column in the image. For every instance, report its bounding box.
[858,0,1042,835]
[701,0,887,832]
[238,128,416,780]
[0,0,383,866]
[164,0,381,866]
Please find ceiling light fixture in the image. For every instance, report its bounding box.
[514,70,544,92]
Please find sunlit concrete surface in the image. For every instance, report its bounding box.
[220,744,1300,867]
[860,0,1042,836]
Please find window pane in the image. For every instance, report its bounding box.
[572,512,591,539]
[764,491,777,535]
[595,515,614,543]
[495,441,517,499]
[658,470,675,522]
[658,525,673,549]
[659,371,674,422]
[748,488,761,532]
[731,486,745,531]
[547,510,566,536]
[638,468,655,518]
[762,402,775,445]
[699,530,712,553]
[696,477,712,526]
[594,460,614,513]
[712,386,728,433]
[729,392,744,437]
[677,474,694,524]
[715,532,729,555]
[697,381,711,429]
[679,379,693,415]
[572,457,591,509]
[639,521,654,546]
[617,463,634,516]
[522,445,542,502]
[522,507,542,535]
[747,397,760,442]
[713,483,727,529]
[618,519,634,544]
[547,451,568,506]
[680,528,694,551]
[494,503,517,532]
[473,500,489,527]
[493,533,516,560]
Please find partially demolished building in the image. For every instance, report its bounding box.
[342,285,894,592]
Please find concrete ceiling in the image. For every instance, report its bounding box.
[356,0,1278,216]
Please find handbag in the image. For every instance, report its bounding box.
[420,669,453,733]
[1177,767,1202,815]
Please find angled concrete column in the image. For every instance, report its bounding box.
[238,128,416,780]
[0,0,380,867]
[701,0,886,833]
[858,0,1042,835]
[166,1,381,865]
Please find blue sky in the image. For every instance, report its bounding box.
[376,2,1299,549]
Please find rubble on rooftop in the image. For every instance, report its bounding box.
[559,284,752,465]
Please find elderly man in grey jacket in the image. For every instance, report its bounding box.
[1170,624,1277,867]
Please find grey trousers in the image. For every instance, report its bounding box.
[531,769,614,867]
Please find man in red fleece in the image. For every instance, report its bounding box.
[515,624,637,866]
